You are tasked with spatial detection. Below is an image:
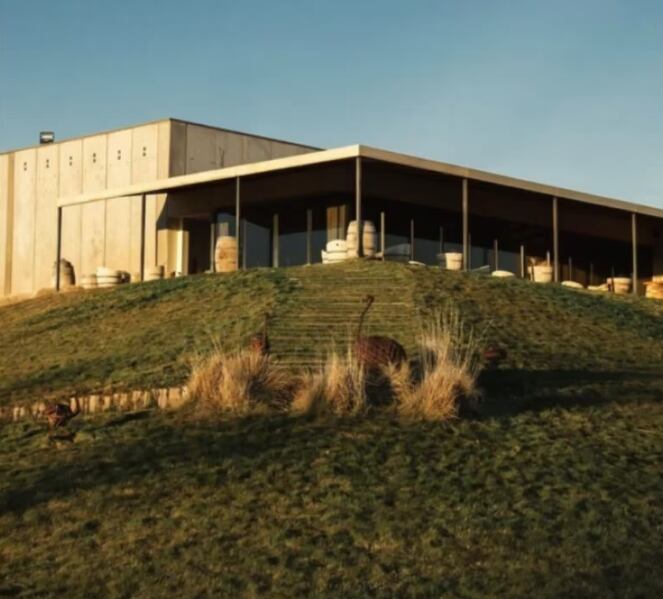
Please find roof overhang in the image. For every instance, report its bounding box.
[57,144,663,219]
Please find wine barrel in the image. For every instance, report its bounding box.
[346,220,377,258]
[51,259,75,288]
[322,239,347,264]
[531,264,553,283]
[215,236,238,272]
[96,267,121,288]
[80,274,98,290]
[444,252,463,271]
[607,277,631,295]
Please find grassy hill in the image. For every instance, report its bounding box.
[2,261,663,404]
[2,262,663,597]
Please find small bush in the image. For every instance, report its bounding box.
[385,307,483,420]
[188,349,291,416]
[292,349,367,417]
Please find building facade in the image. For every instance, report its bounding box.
[1,118,663,298]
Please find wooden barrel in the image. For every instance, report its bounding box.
[531,264,553,283]
[215,236,238,272]
[52,259,75,288]
[322,239,347,264]
[96,267,121,288]
[80,274,97,290]
[145,265,165,281]
[492,270,515,278]
[645,281,663,299]
[346,221,377,258]
[444,252,463,271]
[608,277,631,295]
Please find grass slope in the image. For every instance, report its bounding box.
[1,386,662,598]
[2,262,663,597]
[2,261,663,404]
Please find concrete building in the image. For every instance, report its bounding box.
[1,117,662,298]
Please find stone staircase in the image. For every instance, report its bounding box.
[268,262,421,369]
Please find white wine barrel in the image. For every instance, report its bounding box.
[322,239,347,264]
[52,259,75,288]
[444,252,463,271]
[215,236,238,272]
[145,265,165,281]
[80,274,97,290]
[95,267,121,288]
[346,221,377,258]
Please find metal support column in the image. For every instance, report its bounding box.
[493,238,499,271]
[140,194,146,281]
[380,211,385,259]
[553,196,559,282]
[439,226,444,253]
[272,213,279,267]
[632,212,638,295]
[235,177,241,270]
[410,218,415,260]
[355,157,363,257]
[55,206,62,291]
[209,216,216,272]
[520,244,526,278]
[306,208,313,265]
[462,178,469,270]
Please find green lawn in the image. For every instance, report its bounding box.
[1,380,662,598]
[2,262,663,597]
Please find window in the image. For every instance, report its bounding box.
[92,153,97,163]
[142,146,147,157]
[68,156,73,166]
[117,150,122,160]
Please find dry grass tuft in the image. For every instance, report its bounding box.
[291,349,367,417]
[385,307,483,420]
[188,348,292,416]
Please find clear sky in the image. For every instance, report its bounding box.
[1,0,662,206]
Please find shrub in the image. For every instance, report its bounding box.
[188,349,291,416]
[385,307,483,420]
[291,349,367,417]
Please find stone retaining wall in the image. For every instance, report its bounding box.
[0,387,189,423]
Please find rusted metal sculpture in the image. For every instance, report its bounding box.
[354,294,406,369]
[44,397,80,433]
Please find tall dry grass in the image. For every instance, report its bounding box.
[385,307,483,420]
[188,348,291,416]
[291,349,367,417]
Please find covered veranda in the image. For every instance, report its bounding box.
[56,145,663,295]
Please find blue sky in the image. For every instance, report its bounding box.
[1,0,662,206]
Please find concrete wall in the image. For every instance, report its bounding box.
[169,120,313,176]
[1,121,172,296]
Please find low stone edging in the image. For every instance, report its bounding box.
[0,386,189,423]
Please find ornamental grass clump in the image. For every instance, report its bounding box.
[188,348,291,416]
[291,349,367,417]
[385,307,483,421]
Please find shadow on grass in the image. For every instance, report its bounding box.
[0,414,338,516]
[480,368,663,417]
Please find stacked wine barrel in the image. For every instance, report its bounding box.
[80,274,98,290]
[52,259,75,289]
[96,267,122,288]
[322,239,348,264]
[346,220,377,258]
[645,275,663,300]
[215,236,238,272]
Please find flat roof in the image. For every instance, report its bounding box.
[57,144,663,219]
